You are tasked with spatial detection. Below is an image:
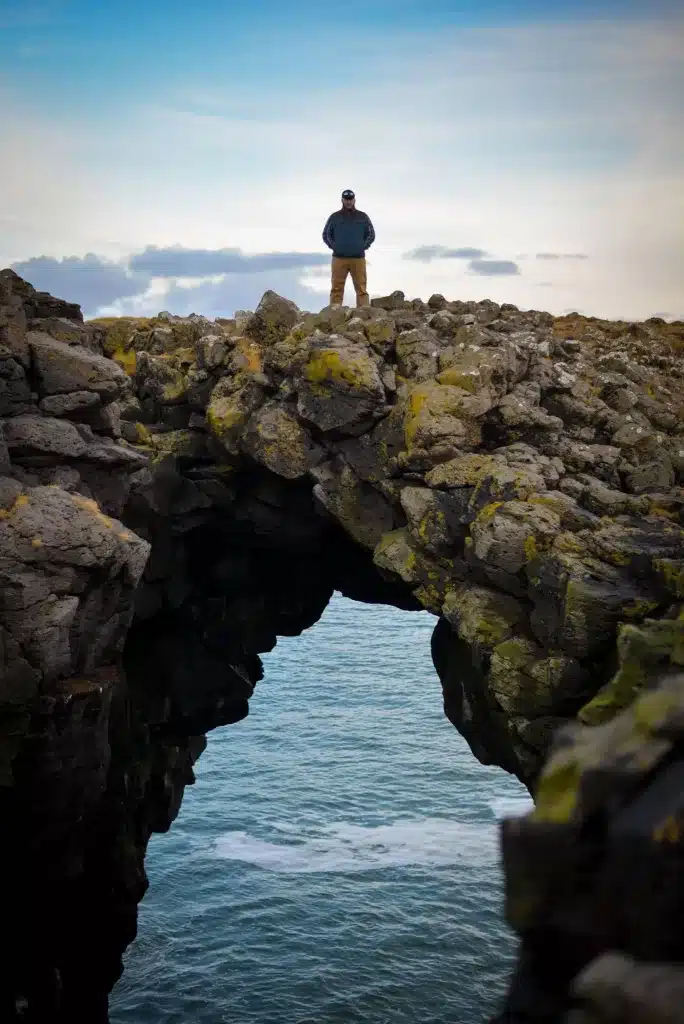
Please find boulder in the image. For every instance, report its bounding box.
[312,457,396,549]
[241,402,322,479]
[29,332,127,398]
[245,290,300,343]
[296,336,386,433]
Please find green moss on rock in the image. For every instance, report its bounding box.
[373,528,450,612]
[207,395,247,435]
[443,584,526,650]
[654,558,684,599]
[160,366,188,403]
[578,614,684,725]
[533,758,583,825]
[242,403,319,480]
[401,382,472,451]
[93,317,144,375]
[145,430,207,458]
[436,367,478,391]
[426,453,497,489]
[364,319,395,350]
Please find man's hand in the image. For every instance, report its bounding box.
[322,215,334,250]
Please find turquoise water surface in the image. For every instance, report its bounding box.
[110,594,531,1024]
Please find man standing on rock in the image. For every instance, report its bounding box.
[322,189,375,308]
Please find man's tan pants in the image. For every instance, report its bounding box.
[330,256,369,307]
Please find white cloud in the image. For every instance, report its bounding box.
[96,277,172,318]
[100,270,327,319]
[1,16,683,319]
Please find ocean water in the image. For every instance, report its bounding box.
[110,593,532,1024]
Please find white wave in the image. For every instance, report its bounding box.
[213,818,500,874]
[488,795,534,820]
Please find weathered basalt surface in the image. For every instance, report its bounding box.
[1,267,683,1020]
[493,612,684,1023]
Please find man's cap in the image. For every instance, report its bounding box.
[341,189,355,198]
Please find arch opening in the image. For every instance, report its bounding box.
[112,592,531,1024]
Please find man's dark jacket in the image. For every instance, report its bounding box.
[322,209,375,259]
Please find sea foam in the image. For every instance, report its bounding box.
[213,817,502,874]
[487,795,534,819]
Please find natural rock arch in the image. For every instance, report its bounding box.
[102,281,684,784]
[1,268,684,1021]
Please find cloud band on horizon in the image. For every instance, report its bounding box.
[9,241,526,317]
[9,248,331,317]
[403,245,490,262]
[402,245,521,277]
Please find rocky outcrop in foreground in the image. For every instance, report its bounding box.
[1,266,683,1020]
[493,613,684,1022]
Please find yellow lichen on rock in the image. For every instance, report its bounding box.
[403,386,429,447]
[207,393,249,441]
[524,535,538,561]
[621,598,660,619]
[469,464,542,510]
[205,375,265,455]
[364,319,395,349]
[552,531,585,555]
[110,346,137,375]
[304,349,372,389]
[70,493,114,529]
[473,500,504,526]
[436,367,478,391]
[632,684,684,736]
[373,528,451,613]
[232,337,263,374]
[578,615,684,725]
[533,647,684,834]
[0,493,29,519]
[443,584,526,650]
[92,317,144,375]
[401,381,471,451]
[425,453,497,489]
[268,329,312,375]
[373,528,419,583]
[160,365,188,403]
[653,558,684,599]
[242,403,318,479]
[143,430,206,459]
[134,423,154,446]
[532,756,582,824]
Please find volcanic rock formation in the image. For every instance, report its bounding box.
[1,266,683,1021]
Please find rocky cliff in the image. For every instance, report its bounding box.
[1,266,683,1021]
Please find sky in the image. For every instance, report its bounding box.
[1,0,682,320]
